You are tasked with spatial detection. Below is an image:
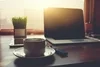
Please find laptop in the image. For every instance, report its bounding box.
[44,8,100,45]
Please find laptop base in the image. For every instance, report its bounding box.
[46,36,100,46]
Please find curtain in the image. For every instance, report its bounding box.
[92,0,100,34]
[84,0,95,35]
[84,0,94,23]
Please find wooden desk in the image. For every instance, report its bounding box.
[0,35,16,67]
[1,35,100,67]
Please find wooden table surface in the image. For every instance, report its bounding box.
[0,35,45,67]
[0,35,16,67]
[1,35,100,67]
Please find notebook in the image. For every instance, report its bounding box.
[44,8,100,45]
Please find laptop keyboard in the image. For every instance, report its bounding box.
[54,37,88,40]
[47,36,100,45]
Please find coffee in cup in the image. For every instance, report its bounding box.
[23,38,45,57]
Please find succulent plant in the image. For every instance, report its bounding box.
[12,17,27,29]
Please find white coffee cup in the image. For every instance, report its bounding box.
[23,38,45,57]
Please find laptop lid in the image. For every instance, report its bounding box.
[44,8,85,39]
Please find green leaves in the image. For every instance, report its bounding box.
[12,17,27,29]
[12,17,27,23]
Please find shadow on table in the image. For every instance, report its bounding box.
[14,55,55,67]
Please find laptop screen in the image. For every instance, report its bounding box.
[44,8,85,39]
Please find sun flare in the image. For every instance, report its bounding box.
[24,0,84,9]
[24,0,57,9]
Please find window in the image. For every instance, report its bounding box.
[0,0,84,34]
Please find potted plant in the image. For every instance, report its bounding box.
[12,17,27,44]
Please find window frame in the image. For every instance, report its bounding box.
[0,29,44,35]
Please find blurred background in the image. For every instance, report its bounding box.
[0,0,84,31]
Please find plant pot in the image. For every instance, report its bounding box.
[12,17,27,44]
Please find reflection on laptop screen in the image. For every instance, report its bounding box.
[44,8,85,39]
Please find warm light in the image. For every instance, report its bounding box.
[0,0,4,1]
[24,0,57,9]
[24,0,84,9]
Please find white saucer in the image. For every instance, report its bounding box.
[13,46,55,59]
